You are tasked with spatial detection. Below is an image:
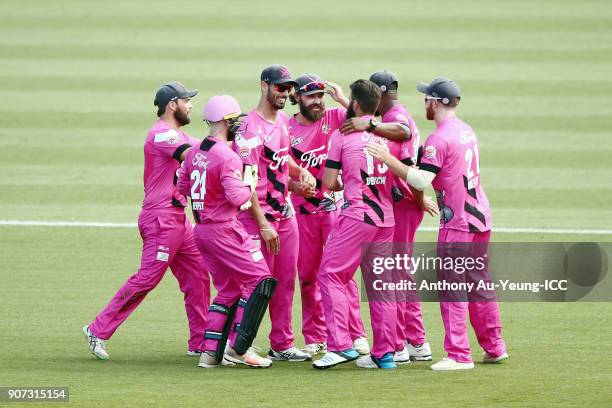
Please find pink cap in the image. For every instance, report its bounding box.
[203,95,242,122]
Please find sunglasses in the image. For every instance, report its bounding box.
[299,81,326,93]
[272,83,293,93]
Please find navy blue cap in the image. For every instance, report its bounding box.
[370,71,399,93]
[154,81,198,109]
[261,64,298,86]
[417,77,461,105]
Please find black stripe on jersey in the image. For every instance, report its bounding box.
[419,163,440,174]
[401,157,415,166]
[305,196,322,207]
[315,178,322,190]
[391,186,405,203]
[463,175,477,199]
[291,146,304,159]
[360,169,381,201]
[326,159,341,169]
[300,206,312,215]
[264,145,286,173]
[266,191,284,213]
[416,145,424,166]
[267,168,286,195]
[464,202,486,226]
[468,222,482,233]
[200,138,216,151]
[172,143,191,162]
[363,193,384,224]
[364,212,376,226]
[171,197,185,208]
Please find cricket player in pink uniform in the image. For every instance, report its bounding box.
[287,73,369,357]
[83,82,210,360]
[233,65,316,362]
[177,95,276,368]
[367,77,508,371]
[367,71,437,364]
[313,79,400,370]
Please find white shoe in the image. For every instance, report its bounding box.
[406,342,432,361]
[483,352,509,363]
[352,337,370,355]
[82,325,109,360]
[187,350,202,356]
[268,346,312,361]
[431,357,474,371]
[198,352,219,368]
[393,346,411,364]
[312,349,360,370]
[302,343,327,356]
[225,347,272,368]
[356,355,378,369]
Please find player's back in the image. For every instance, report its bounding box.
[420,116,491,232]
[179,137,251,224]
[327,121,396,228]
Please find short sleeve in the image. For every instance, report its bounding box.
[419,132,446,174]
[398,141,415,166]
[325,130,343,169]
[151,129,191,161]
[232,119,262,166]
[176,159,191,196]
[221,156,252,206]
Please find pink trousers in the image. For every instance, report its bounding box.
[319,215,396,359]
[437,228,507,362]
[295,210,366,345]
[90,210,210,351]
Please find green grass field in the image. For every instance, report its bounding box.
[1,0,612,407]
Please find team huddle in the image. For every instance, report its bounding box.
[82,65,509,371]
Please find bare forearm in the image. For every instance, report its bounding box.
[373,123,410,141]
[247,191,268,228]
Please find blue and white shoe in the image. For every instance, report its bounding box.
[356,353,397,369]
[312,349,359,370]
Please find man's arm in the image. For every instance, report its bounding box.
[340,118,410,141]
[366,142,435,191]
[322,167,343,191]
[246,191,280,255]
[325,81,350,108]
[288,156,316,188]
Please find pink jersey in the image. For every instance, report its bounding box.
[326,115,397,227]
[382,104,421,204]
[142,119,199,211]
[288,107,346,214]
[177,137,252,223]
[233,109,293,221]
[419,116,492,232]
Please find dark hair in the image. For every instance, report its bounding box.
[349,79,381,115]
[157,105,166,117]
[288,93,298,105]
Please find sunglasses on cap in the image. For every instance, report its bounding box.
[299,81,326,93]
[272,83,293,93]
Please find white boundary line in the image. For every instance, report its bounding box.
[0,220,610,235]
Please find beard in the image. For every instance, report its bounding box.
[299,100,325,122]
[266,88,286,110]
[174,107,191,126]
[426,104,435,120]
